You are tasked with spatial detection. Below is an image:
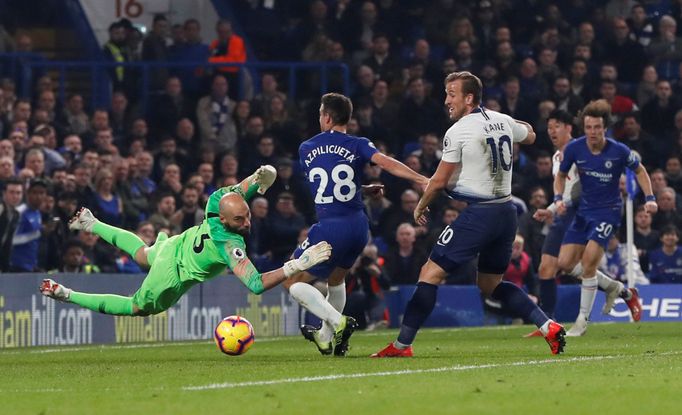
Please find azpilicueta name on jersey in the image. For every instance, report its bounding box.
[304,144,357,167]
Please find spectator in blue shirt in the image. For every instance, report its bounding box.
[10,179,47,271]
[648,225,682,283]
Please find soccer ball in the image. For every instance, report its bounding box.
[214,315,255,356]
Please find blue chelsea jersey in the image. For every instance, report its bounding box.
[299,130,378,219]
[560,137,639,212]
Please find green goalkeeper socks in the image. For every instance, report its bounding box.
[69,291,134,316]
[92,221,146,258]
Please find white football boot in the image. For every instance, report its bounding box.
[68,207,98,232]
[565,313,588,337]
[602,280,625,314]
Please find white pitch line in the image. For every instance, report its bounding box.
[181,354,620,391]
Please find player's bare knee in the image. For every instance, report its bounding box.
[538,261,557,280]
[418,261,446,285]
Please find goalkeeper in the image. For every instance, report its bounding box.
[40,166,332,316]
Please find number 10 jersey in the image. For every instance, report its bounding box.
[441,107,528,203]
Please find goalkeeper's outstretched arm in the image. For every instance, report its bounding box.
[229,242,333,294]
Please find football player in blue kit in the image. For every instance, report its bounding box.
[529,109,643,338]
[554,99,657,336]
[372,71,567,357]
[284,93,428,356]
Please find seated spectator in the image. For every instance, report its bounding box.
[59,93,89,137]
[247,196,274,270]
[634,204,660,273]
[646,15,682,77]
[196,74,237,153]
[601,234,649,285]
[239,134,278,177]
[149,76,194,136]
[268,192,306,265]
[141,14,170,91]
[0,179,22,271]
[78,230,116,273]
[10,179,46,271]
[648,225,682,283]
[216,152,239,185]
[503,235,539,298]
[664,155,682,194]
[641,80,679,138]
[0,155,14,183]
[263,95,300,157]
[379,189,423,245]
[652,187,682,231]
[54,239,100,273]
[149,192,178,235]
[170,185,204,232]
[153,136,189,180]
[364,178,392,238]
[383,223,428,285]
[92,168,122,227]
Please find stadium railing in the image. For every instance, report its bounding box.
[0,54,350,112]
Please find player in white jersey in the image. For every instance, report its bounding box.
[528,110,641,337]
[372,71,566,357]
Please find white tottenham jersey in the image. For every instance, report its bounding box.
[441,108,528,202]
[552,148,581,204]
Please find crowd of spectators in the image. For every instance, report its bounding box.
[1,1,682,294]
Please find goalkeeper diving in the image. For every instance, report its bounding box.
[40,165,332,316]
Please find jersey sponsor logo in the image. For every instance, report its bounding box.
[583,170,613,182]
[232,248,245,260]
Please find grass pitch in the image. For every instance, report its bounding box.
[2,322,680,415]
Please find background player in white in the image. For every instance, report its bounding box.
[554,100,657,336]
[372,72,566,357]
[286,93,428,356]
[531,109,642,337]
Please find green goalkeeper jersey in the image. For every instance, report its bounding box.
[172,183,265,294]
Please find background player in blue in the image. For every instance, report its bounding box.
[554,99,658,336]
[372,71,567,357]
[283,93,428,356]
[527,110,642,338]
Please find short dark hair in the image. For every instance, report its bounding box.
[582,99,612,127]
[548,109,573,126]
[320,93,353,126]
[444,71,483,105]
[64,239,84,252]
[3,178,22,190]
[661,225,680,238]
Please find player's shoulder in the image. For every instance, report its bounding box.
[606,137,630,152]
[565,136,586,151]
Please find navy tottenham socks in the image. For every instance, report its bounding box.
[539,279,557,318]
[397,282,438,345]
[492,281,549,328]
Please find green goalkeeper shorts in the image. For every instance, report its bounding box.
[131,236,198,315]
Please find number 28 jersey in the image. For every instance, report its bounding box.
[299,130,378,219]
[441,107,528,202]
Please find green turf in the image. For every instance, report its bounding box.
[2,322,681,415]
